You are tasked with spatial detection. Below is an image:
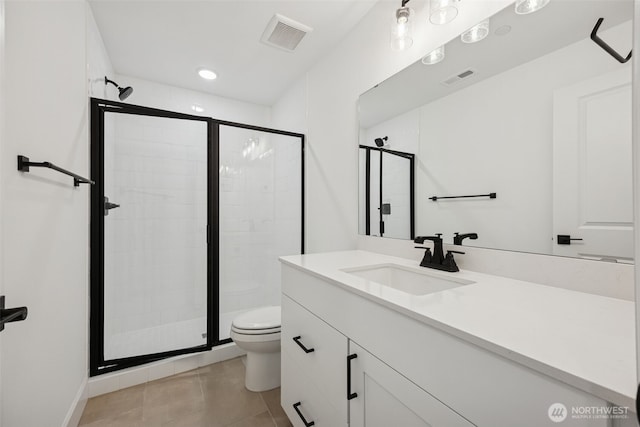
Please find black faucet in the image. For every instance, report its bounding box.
[453,232,478,245]
[414,234,445,264]
[414,234,464,272]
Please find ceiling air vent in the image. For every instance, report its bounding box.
[441,69,477,87]
[261,14,313,52]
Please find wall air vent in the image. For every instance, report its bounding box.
[261,13,313,52]
[441,69,477,87]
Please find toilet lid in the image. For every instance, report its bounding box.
[232,306,281,330]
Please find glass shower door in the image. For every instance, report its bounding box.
[90,100,213,375]
[217,124,303,341]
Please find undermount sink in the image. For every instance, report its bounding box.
[342,263,475,296]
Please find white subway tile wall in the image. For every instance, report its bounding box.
[218,126,302,339]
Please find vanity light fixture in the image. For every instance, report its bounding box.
[461,19,490,43]
[191,105,204,113]
[429,0,459,25]
[198,68,218,80]
[391,0,413,51]
[515,0,550,15]
[421,45,445,65]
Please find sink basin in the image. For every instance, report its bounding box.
[342,263,474,296]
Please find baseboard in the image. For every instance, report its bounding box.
[87,342,245,398]
[62,376,88,427]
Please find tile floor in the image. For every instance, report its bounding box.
[79,357,292,427]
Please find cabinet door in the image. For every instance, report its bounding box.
[348,342,475,427]
[281,346,347,427]
[281,294,348,419]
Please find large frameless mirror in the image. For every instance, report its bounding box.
[358,0,633,263]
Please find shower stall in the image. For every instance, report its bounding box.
[89,99,303,375]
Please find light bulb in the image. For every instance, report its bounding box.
[391,7,413,51]
[430,0,458,25]
[461,19,490,43]
[197,68,217,80]
[421,45,445,65]
[515,0,550,15]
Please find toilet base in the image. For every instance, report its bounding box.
[245,351,281,392]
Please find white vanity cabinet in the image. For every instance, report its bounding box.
[281,294,348,426]
[281,261,619,427]
[348,341,474,427]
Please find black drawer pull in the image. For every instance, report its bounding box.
[293,402,315,426]
[293,336,315,353]
[347,353,358,400]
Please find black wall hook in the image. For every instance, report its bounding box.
[591,17,632,64]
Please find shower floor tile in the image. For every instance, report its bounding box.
[79,357,293,427]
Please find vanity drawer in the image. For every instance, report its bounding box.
[281,294,348,419]
[282,345,346,427]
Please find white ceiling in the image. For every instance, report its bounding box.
[89,0,377,106]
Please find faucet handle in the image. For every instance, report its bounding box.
[442,250,463,272]
[418,247,433,267]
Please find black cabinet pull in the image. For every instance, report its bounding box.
[347,353,358,400]
[293,336,315,353]
[0,296,28,332]
[293,402,315,426]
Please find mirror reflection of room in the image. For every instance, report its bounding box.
[359,0,633,263]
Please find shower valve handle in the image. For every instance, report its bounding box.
[104,196,120,216]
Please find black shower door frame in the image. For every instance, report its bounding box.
[89,98,305,376]
[359,145,415,239]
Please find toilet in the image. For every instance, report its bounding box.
[230,306,281,392]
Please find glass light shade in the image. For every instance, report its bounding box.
[430,0,458,25]
[515,0,550,14]
[390,7,413,51]
[421,45,445,65]
[461,19,490,43]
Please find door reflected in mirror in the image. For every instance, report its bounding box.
[358,0,633,263]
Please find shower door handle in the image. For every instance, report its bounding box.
[104,196,120,216]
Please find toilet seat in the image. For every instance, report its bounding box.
[232,306,280,331]
[231,325,281,336]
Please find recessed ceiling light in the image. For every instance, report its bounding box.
[198,68,217,80]
[191,105,204,113]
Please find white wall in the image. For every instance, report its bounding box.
[271,0,511,253]
[113,74,271,127]
[2,2,89,426]
[87,5,114,99]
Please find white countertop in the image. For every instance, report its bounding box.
[279,250,637,409]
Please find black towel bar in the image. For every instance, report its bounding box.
[591,17,632,64]
[17,155,94,187]
[430,193,496,201]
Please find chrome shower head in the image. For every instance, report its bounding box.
[105,77,134,101]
